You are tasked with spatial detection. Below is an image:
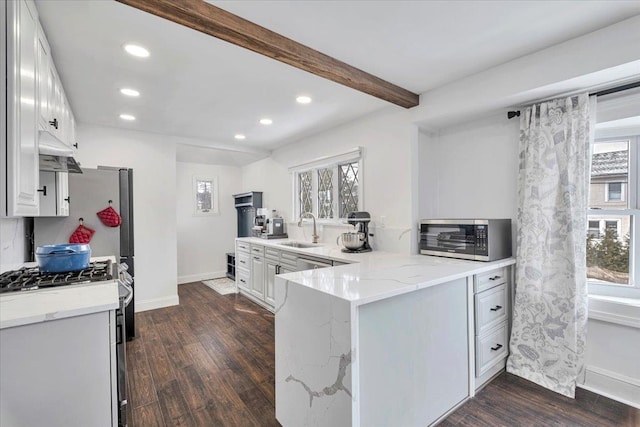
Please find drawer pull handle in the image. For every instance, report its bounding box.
[489,275,501,281]
[240,260,246,264]
[240,279,246,283]
[490,305,503,312]
[491,344,503,351]
[254,257,260,260]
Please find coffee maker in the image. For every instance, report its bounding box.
[252,208,268,237]
[343,211,373,253]
[253,209,288,239]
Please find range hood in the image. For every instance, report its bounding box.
[39,131,82,173]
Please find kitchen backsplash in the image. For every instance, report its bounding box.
[0,218,28,271]
[286,222,413,254]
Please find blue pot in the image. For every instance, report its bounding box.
[36,244,91,273]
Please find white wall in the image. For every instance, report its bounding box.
[418,112,520,234]
[0,218,27,271]
[242,108,419,254]
[76,123,178,312]
[176,161,241,284]
[582,315,640,408]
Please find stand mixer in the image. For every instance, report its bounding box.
[340,211,373,253]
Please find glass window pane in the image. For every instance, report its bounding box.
[588,220,600,238]
[299,171,313,215]
[586,214,631,285]
[196,180,212,211]
[590,141,628,209]
[317,168,334,219]
[607,182,622,201]
[339,162,359,218]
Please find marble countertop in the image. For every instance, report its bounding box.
[237,237,402,264]
[238,237,516,306]
[0,256,120,330]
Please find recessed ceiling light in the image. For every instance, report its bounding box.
[259,118,273,125]
[123,44,150,58]
[120,88,140,97]
[119,114,136,121]
[234,134,246,140]
[296,95,312,104]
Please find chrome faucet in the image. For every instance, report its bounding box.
[298,212,319,243]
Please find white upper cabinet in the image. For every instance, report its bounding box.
[40,43,75,150]
[3,0,76,217]
[36,23,51,131]
[2,0,40,217]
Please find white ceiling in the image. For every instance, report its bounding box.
[35,1,640,165]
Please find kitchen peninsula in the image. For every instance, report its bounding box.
[271,249,515,426]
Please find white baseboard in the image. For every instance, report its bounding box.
[578,365,640,409]
[177,270,226,285]
[135,294,180,312]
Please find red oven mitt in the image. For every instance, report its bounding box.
[97,202,122,227]
[69,223,95,244]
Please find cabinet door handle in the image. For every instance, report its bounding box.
[64,196,70,204]
[276,265,280,274]
[72,143,78,149]
[49,118,58,129]
[491,344,503,351]
[489,275,501,281]
[490,305,503,312]
[37,186,47,196]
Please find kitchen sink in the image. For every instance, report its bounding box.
[277,241,319,249]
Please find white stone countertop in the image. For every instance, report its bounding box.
[238,237,516,306]
[0,256,119,330]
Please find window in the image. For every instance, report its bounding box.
[606,182,623,201]
[587,137,638,297]
[291,148,363,221]
[193,176,219,216]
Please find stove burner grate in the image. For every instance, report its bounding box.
[0,261,113,293]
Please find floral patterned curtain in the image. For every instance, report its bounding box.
[507,93,592,398]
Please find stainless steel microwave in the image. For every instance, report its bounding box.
[419,219,512,261]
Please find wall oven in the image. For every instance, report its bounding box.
[419,219,512,261]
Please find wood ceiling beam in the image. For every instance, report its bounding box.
[115,0,420,108]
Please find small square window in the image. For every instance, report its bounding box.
[588,220,600,238]
[607,182,622,201]
[193,176,219,216]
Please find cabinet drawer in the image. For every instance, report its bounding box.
[475,284,508,336]
[236,251,250,269]
[251,245,265,256]
[236,267,250,291]
[236,241,250,253]
[265,247,280,260]
[476,323,509,376]
[475,267,508,293]
[280,250,297,266]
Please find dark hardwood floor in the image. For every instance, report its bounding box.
[126,282,279,426]
[441,373,639,427]
[126,283,639,426]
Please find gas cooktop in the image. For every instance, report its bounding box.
[0,260,113,294]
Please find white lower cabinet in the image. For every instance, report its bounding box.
[473,265,512,389]
[235,240,337,312]
[250,253,265,299]
[236,266,250,292]
[265,258,278,306]
[0,310,117,426]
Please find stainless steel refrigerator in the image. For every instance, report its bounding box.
[34,167,136,339]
